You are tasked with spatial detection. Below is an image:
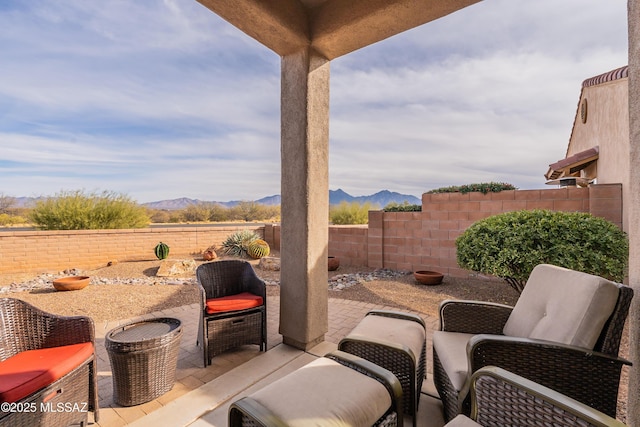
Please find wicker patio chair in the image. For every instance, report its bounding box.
[445,366,627,427]
[228,350,403,427]
[433,264,633,422]
[196,260,267,366]
[0,297,99,427]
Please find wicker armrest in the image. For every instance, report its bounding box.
[241,266,267,299]
[326,350,404,418]
[366,310,425,328]
[229,397,289,427]
[462,334,631,418]
[439,300,513,334]
[470,366,627,427]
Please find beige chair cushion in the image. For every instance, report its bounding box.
[348,314,425,362]
[503,264,619,349]
[432,331,475,391]
[249,357,392,427]
[444,415,482,427]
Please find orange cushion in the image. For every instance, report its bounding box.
[0,343,94,403]
[206,292,263,314]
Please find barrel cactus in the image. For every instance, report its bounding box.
[247,239,270,259]
[154,242,170,260]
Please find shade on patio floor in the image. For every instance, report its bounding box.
[92,295,442,427]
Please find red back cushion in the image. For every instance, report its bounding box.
[206,292,263,314]
[0,343,94,403]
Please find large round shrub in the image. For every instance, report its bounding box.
[29,190,149,230]
[455,209,628,293]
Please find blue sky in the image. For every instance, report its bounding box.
[0,0,628,203]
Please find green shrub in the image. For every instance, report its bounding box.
[0,213,26,226]
[384,202,421,212]
[29,190,150,230]
[228,202,280,222]
[221,230,261,258]
[455,209,628,293]
[428,182,517,194]
[182,203,212,222]
[330,201,376,225]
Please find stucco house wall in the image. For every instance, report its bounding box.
[549,66,630,230]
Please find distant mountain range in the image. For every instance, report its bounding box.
[12,190,421,210]
[142,190,421,210]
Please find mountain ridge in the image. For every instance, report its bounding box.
[143,189,421,210]
[12,190,421,210]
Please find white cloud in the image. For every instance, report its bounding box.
[0,0,630,202]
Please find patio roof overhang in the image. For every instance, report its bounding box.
[545,146,599,180]
[194,0,484,351]
[196,0,482,59]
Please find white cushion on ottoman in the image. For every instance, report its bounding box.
[249,357,392,427]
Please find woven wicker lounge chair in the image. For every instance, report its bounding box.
[445,366,627,427]
[0,297,99,427]
[433,264,633,422]
[196,260,267,366]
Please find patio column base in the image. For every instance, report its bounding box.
[282,335,325,351]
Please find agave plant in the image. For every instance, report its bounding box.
[221,230,261,258]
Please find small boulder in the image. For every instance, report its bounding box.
[258,256,280,271]
[156,259,197,277]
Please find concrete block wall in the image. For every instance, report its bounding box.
[263,224,369,268]
[368,184,622,277]
[0,184,622,276]
[0,225,264,275]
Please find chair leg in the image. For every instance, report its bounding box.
[262,310,267,352]
[202,319,209,367]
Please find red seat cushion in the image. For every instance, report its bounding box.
[0,342,94,403]
[206,292,263,314]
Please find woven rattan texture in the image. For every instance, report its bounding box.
[197,261,267,366]
[338,311,426,423]
[0,298,98,426]
[0,363,90,427]
[474,374,598,427]
[106,318,182,406]
[208,310,263,359]
[433,282,633,423]
[439,301,512,335]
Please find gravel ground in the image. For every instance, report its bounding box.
[0,254,520,321]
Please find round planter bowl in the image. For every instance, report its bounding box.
[53,276,91,291]
[328,256,340,271]
[414,271,444,286]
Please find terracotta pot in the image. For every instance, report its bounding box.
[328,256,340,271]
[413,270,444,286]
[202,250,217,261]
[53,276,91,291]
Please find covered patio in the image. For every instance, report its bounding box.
[183,1,640,425]
[90,296,443,427]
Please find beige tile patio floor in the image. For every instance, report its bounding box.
[92,296,443,427]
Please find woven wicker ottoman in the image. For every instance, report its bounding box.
[338,310,426,427]
[105,317,182,406]
[229,351,403,427]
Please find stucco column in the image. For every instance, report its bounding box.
[627,1,640,425]
[279,48,330,350]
